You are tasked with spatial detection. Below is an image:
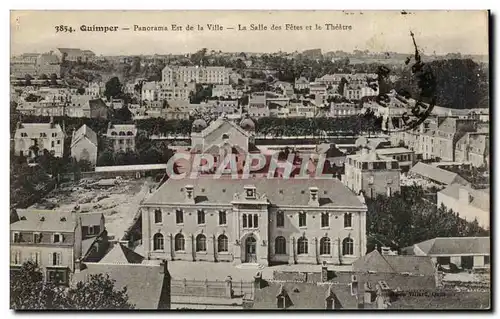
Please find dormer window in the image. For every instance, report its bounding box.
[53,233,62,243]
[13,232,21,243]
[33,232,41,243]
[277,296,286,309]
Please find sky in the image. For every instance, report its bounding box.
[10,10,489,56]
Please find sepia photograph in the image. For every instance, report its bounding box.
[9,10,491,310]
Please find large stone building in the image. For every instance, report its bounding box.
[14,121,65,158]
[10,209,107,285]
[105,123,137,153]
[11,52,61,78]
[343,140,401,198]
[140,177,367,267]
[162,66,230,85]
[71,124,98,165]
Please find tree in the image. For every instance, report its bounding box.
[50,73,58,86]
[76,87,85,95]
[39,74,48,80]
[97,150,114,166]
[114,106,133,122]
[104,77,123,100]
[10,261,135,310]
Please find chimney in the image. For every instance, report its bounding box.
[50,116,55,128]
[244,185,257,200]
[308,186,319,206]
[184,185,195,204]
[253,272,263,290]
[350,275,359,296]
[459,187,473,204]
[75,258,82,273]
[321,260,328,282]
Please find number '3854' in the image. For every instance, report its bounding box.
[55,25,74,33]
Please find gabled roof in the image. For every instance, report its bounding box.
[71,124,98,149]
[200,118,250,139]
[99,243,145,264]
[143,176,366,208]
[413,237,490,256]
[72,261,168,309]
[409,162,469,185]
[11,209,75,232]
[79,212,103,227]
[107,124,137,136]
[352,250,436,276]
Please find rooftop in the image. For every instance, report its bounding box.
[11,209,75,232]
[409,162,469,186]
[143,177,366,208]
[352,249,436,276]
[439,184,489,212]
[413,237,490,256]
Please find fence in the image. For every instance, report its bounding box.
[171,278,254,299]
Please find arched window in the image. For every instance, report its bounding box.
[344,213,352,228]
[218,235,228,252]
[119,131,125,136]
[297,237,308,255]
[153,233,164,251]
[342,238,354,256]
[154,209,162,224]
[276,211,285,228]
[111,131,117,136]
[275,236,286,255]
[127,131,133,136]
[242,214,247,228]
[222,133,229,140]
[320,237,331,255]
[174,234,185,251]
[196,234,206,252]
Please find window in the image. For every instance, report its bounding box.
[196,234,206,252]
[153,233,164,251]
[242,214,247,228]
[218,235,228,252]
[275,236,286,255]
[248,214,253,228]
[344,213,352,228]
[253,215,259,228]
[342,238,354,256]
[51,141,55,148]
[276,211,284,228]
[154,209,162,224]
[197,210,205,225]
[33,233,41,243]
[298,237,308,255]
[299,212,307,227]
[174,234,185,251]
[321,213,329,228]
[12,251,21,264]
[219,210,227,225]
[52,252,62,266]
[326,298,334,309]
[485,256,490,265]
[13,232,21,243]
[176,209,184,224]
[31,252,41,265]
[277,296,286,309]
[320,237,331,255]
[53,233,62,243]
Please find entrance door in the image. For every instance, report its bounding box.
[245,236,257,263]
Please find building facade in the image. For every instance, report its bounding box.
[71,124,98,165]
[343,147,401,198]
[14,121,65,158]
[140,178,367,267]
[105,123,137,152]
[162,66,230,85]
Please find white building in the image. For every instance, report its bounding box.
[14,121,65,158]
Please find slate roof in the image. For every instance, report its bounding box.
[71,124,98,148]
[88,98,108,111]
[409,162,469,185]
[79,212,103,227]
[375,147,413,156]
[72,261,168,309]
[439,184,489,212]
[99,243,145,264]
[390,291,491,309]
[413,237,490,256]
[200,118,250,139]
[142,81,157,91]
[14,123,64,139]
[143,176,366,208]
[352,250,436,276]
[11,209,75,232]
[57,48,83,56]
